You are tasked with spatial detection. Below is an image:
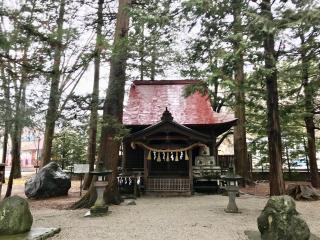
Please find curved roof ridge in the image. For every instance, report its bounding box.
[133,79,200,85]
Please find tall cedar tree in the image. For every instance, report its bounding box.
[5,0,38,196]
[181,1,250,176]
[231,0,250,182]
[300,29,320,188]
[0,21,10,173]
[0,12,10,171]
[83,0,104,190]
[42,0,65,166]
[71,0,130,208]
[288,0,320,187]
[260,0,285,195]
[98,0,130,204]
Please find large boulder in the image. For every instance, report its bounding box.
[257,195,310,240]
[0,196,33,235]
[25,162,71,199]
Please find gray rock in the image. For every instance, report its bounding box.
[0,196,33,235]
[25,162,71,199]
[126,200,136,205]
[257,195,310,240]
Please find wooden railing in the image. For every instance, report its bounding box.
[147,178,190,192]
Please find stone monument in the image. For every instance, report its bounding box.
[0,196,61,239]
[257,195,310,240]
[0,196,33,235]
[245,195,320,240]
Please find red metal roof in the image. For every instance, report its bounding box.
[123,80,237,126]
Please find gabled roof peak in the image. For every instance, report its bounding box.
[161,107,173,122]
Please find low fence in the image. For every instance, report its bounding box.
[147,178,191,192]
[218,155,319,181]
[251,170,320,182]
[217,155,234,169]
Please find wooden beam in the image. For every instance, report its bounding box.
[144,149,148,191]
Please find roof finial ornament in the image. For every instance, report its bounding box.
[161,107,173,121]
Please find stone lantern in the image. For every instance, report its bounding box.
[221,167,243,213]
[85,161,112,217]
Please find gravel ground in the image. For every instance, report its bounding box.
[30,194,320,240]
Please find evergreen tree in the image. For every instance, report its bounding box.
[72,0,131,208]
[83,0,105,189]
[181,0,250,180]
[249,0,286,195]
[129,0,178,80]
[41,0,66,167]
[0,0,44,196]
[280,1,320,187]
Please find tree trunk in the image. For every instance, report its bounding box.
[4,137,17,197]
[285,145,291,180]
[1,65,10,173]
[99,0,130,204]
[1,126,9,165]
[42,0,65,167]
[83,0,104,190]
[261,0,285,195]
[231,0,250,183]
[1,125,8,184]
[5,73,27,196]
[71,0,130,209]
[9,43,29,180]
[150,44,156,81]
[300,34,319,188]
[150,34,156,81]
[303,138,310,174]
[0,18,12,184]
[10,109,23,179]
[139,24,145,81]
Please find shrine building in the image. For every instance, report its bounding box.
[122,80,237,195]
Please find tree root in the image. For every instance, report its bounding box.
[69,182,122,209]
[82,173,93,190]
[69,186,97,209]
[286,184,320,201]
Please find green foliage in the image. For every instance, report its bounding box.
[180,0,320,167]
[101,115,130,141]
[180,0,250,112]
[128,0,178,80]
[52,127,87,169]
[245,0,320,166]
